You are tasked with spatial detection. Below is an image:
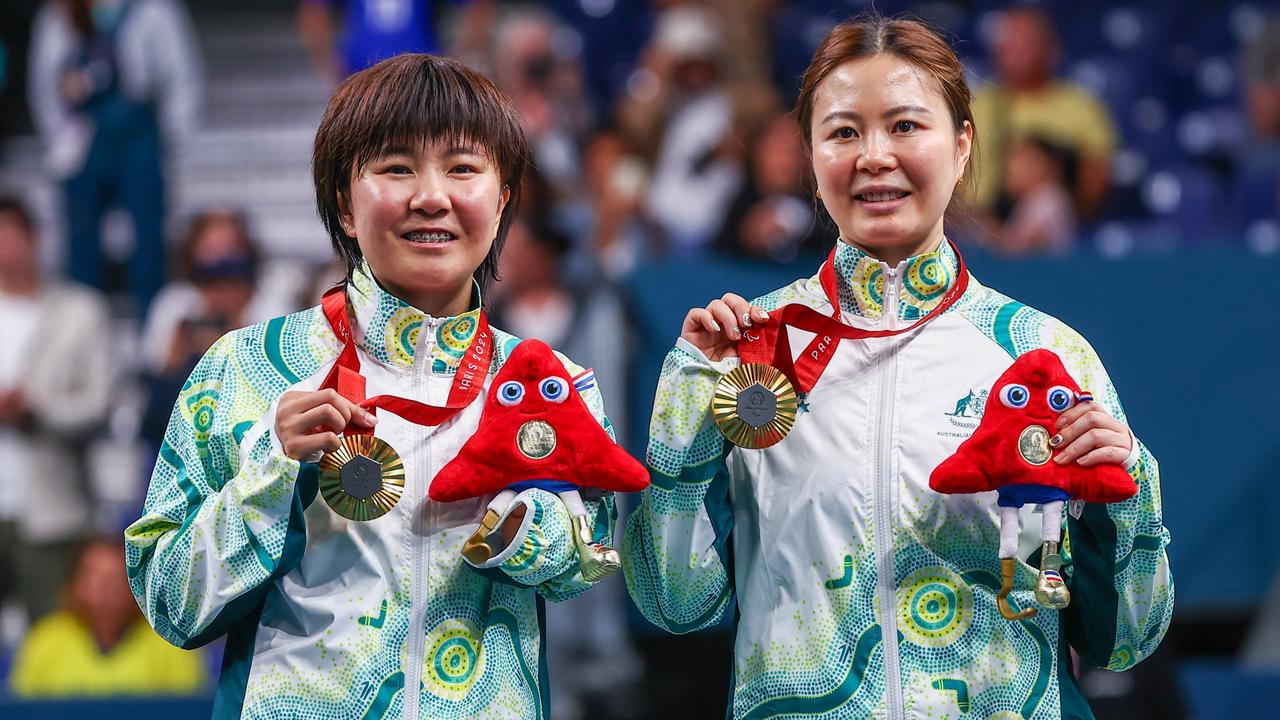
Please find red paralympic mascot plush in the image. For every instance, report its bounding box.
[929,348,1137,620]
[430,339,648,581]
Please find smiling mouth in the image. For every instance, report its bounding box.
[854,191,910,202]
[402,231,456,244]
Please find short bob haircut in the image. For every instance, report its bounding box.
[313,54,528,295]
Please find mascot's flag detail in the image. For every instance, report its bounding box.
[930,348,1138,620]
[431,339,649,580]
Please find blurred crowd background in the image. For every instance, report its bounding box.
[0,0,1277,717]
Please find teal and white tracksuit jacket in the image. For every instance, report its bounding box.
[623,241,1172,720]
[125,268,617,719]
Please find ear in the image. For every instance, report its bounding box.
[494,184,512,232]
[336,190,356,238]
[955,120,974,180]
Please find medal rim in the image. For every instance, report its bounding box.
[319,435,405,521]
[712,362,800,449]
[1017,424,1052,466]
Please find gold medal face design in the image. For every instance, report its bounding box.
[517,420,557,460]
[1018,425,1052,466]
[319,435,405,521]
[712,363,799,449]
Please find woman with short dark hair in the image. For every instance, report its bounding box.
[126,54,620,719]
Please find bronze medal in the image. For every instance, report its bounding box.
[319,435,405,521]
[1017,425,1052,466]
[712,362,799,449]
[517,420,557,460]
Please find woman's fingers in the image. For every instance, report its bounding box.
[275,390,378,460]
[707,299,742,340]
[685,308,722,334]
[1053,427,1130,465]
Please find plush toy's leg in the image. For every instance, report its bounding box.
[1034,501,1071,610]
[997,506,1036,621]
[462,489,519,565]
[559,490,620,582]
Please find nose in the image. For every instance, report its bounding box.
[855,129,897,174]
[409,171,451,214]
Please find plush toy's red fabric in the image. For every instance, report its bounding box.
[429,339,649,502]
[929,349,1137,503]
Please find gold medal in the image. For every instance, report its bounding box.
[319,435,405,521]
[712,363,799,449]
[516,420,557,460]
[1017,425,1052,466]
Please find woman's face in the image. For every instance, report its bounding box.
[809,54,971,262]
[340,139,509,312]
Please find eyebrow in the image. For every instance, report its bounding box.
[820,105,934,124]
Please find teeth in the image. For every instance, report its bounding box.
[404,231,454,243]
[858,191,908,202]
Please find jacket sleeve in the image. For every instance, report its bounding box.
[465,356,619,602]
[1057,335,1174,670]
[124,333,312,649]
[622,339,736,634]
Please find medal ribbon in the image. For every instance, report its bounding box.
[319,288,492,436]
[738,239,970,395]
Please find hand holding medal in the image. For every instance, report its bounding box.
[693,240,971,450]
[274,289,493,521]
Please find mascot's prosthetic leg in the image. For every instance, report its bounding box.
[430,339,649,581]
[930,349,1137,620]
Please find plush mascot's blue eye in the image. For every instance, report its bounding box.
[999,383,1030,409]
[1046,386,1074,412]
[497,381,525,406]
[539,377,567,403]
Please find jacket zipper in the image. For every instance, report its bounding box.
[402,317,442,720]
[875,266,904,718]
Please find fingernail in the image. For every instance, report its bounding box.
[367,412,378,425]
[711,321,722,332]
[1054,456,1066,464]
[760,310,771,320]
[730,328,741,339]
[742,312,753,327]
[1049,434,1062,447]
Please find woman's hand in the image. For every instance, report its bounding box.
[680,293,771,362]
[1051,400,1132,467]
[275,389,378,461]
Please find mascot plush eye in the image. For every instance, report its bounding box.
[999,383,1030,409]
[539,377,567,403]
[1046,386,1075,413]
[497,381,525,406]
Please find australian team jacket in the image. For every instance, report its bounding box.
[126,267,617,719]
[623,240,1172,720]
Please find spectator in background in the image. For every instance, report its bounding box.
[993,134,1077,255]
[1239,13,1280,228]
[489,9,593,197]
[1244,14,1280,142]
[558,125,655,282]
[714,111,823,263]
[137,210,295,447]
[622,4,745,253]
[28,0,201,313]
[0,197,113,626]
[971,6,1116,221]
[8,537,206,697]
[297,0,490,82]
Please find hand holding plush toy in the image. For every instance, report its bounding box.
[430,339,649,581]
[930,349,1137,620]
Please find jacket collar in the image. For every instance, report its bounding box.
[830,238,960,322]
[346,263,483,373]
